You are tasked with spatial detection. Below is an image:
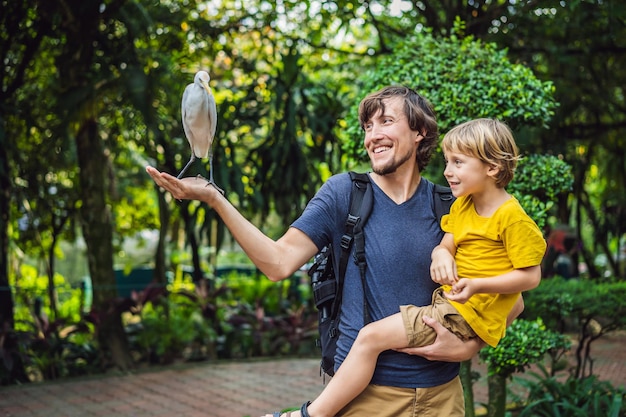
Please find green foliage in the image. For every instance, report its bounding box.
[214,271,316,359]
[126,270,316,363]
[508,154,574,229]
[479,318,571,377]
[23,330,100,381]
[524,278,626,333]
[520,278,574,331]
[217,271,300,314]
[8,266,99,381]
[11,265,84,329]
[130,298,216,364]
[9,264,316,378]
[519,367,625,417]
[510,155,574,201]
[479,318,571,417]
[343,28,558,163]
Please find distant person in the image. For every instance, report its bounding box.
[555,235,579,278]
[543,226,578,278]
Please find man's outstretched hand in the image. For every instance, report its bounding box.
[146,166,221,203]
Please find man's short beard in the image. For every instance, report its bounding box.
[371,151,414,175]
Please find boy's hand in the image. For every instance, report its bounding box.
[444,278,474,303]
[430,247,458,285]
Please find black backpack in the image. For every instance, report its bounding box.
[308,172,455,377]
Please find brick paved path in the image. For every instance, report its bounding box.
[1,332,624,417]
[0,358,324,417]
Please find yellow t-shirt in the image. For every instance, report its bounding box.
[440,195,546,347]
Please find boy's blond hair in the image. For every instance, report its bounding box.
[442,118,520,188]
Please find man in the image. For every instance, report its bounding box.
[147,86,520,416]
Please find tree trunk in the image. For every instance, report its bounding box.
[180,202,204,284]
[460,359,475,417]
[153,188,169,288]
[75,118,133,371]
[487,372,507,417]
[46,233,59,322]
[0,118,29,385]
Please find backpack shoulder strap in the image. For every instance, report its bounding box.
[332,172,373,319]
[432,183,455,226]
[337,172,372,279]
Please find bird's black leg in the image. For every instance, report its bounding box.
[208,154,215,184]
[176,155,196,179]
[205,156,224,194]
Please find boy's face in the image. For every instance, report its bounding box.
[443,150,496,197]
[363,97,423,176]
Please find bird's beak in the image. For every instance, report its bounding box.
[200,80,211,94]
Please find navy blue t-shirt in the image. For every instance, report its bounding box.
[291,172,459,388]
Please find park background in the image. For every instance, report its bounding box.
[1,1,625,416]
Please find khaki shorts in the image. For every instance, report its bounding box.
[336,376,465,417]
[400,288,477,348]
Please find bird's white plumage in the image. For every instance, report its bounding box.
[181,70,217,159]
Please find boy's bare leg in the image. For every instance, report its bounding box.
[309,312,408,417]
[260,313,408,417]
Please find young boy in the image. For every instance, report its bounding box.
[265,118,547,417]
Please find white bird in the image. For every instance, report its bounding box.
[177,70,219,190]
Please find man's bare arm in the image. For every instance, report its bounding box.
[146,166,318,281]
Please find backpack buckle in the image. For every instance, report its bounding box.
[346,214,360,228]
[340,234,353,250]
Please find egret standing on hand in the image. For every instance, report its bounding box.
[178,70,221,192]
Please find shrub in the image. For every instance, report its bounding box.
[343,24,557,165]
[508,154,574,230]
[129,296,217,364]
[479,318,571,378]
[519,367,625,417]
[478,318,571,417]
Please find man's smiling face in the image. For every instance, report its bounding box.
[363,97,423,176]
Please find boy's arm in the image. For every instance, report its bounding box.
[430,233,458,285]
[445,265,541,303]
